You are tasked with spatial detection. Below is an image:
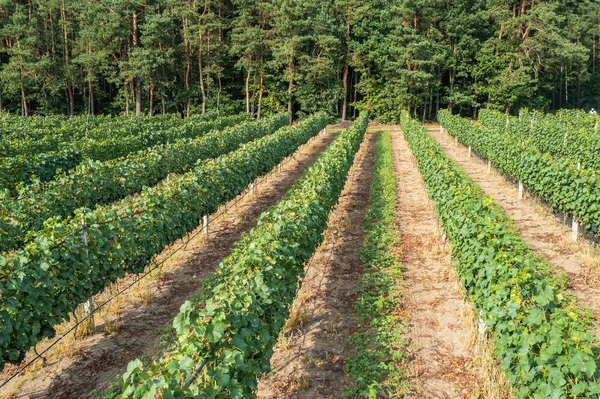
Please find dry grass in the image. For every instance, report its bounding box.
[74,302,95,338]
[284,291,310,333]
[467,308,514,399]
[0,391,16,399]
[43,332,86,366]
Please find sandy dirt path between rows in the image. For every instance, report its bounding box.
[428,125,600,338]
[391,130,483,399]
[256,129,377,399]
[0,128,339,399]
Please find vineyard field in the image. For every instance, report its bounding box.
[0,114,288,253]
[6,1,600,396]
[0,113,249,194]
[439,110,600,236]
[0,113,327,369]
[2,106,600,399]
[403,112,600,397]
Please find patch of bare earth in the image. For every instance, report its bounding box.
[428,125,600,337]
[391,130,483,399]
[0,128,339,399]
[256,130,377,399]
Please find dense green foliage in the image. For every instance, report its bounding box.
[0,113,328,370]
[402,112,600,398]
[0,113,248,194]
[0,114,285,253]
[2,1,600,120]
[439,110,600,233]
[346,131,408,398]
[117,113,368,398]
[479,109,600,170]
[0,112,224,156]
[0,149,84,195]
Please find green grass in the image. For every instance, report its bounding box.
[345,131,409,398]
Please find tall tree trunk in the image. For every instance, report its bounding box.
[20,85,28,117]
[87,42,94,115]
[353,70,358,118]
[342,63,349,121]
[133,12,142,116]
[407,76,414,114]
[436,88,440,119]
[287,50,294,122]
[559,66,563,109]
[160,42,168,115]
[148,82,154,116]
[257,73,263,119]
[60,3,74,115]
[125,80,130,116]
[217,70,222,111]
[198,30,207,115]
[67,83,74,115]
[185,51,191,117]
[577,78,581,108]
[130,80,135,115]
[88,79,94,115]
[245,66,251,114]
[135,79,142,116]
[565,66,568,108]
[428,91,433,120]
[593,33,597,75]
[183,15,192,117]
[448,68,455,114]
[341,19,351,121]
[251,72,257,116]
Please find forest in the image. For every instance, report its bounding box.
[1,0,600,121]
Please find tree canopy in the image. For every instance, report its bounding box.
[1,0,599,121]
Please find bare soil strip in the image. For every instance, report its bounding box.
[0,129,339,399]
[428,125,600,337]
[391,130,482,399]
[256,129,377,399]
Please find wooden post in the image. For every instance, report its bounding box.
[487,160,491,173]
[439,125,443,134]
[250,182,255,195]
[203,215,208,235]
[278,163,282,172]
[518,181,524,200]
[478,310,487,335]
[468,146,472,158]
[572,218,579,242]
[76,219,95,337]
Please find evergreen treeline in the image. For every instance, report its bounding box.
[1,0,599,121]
